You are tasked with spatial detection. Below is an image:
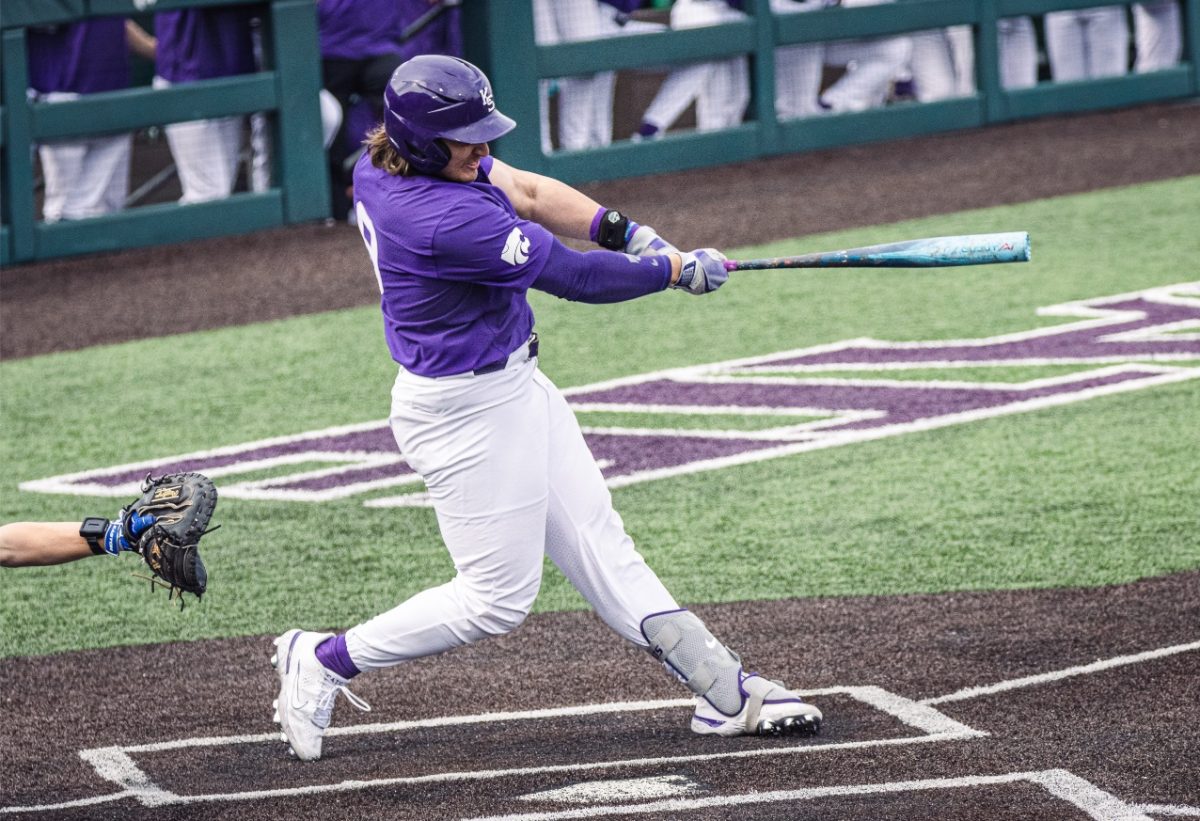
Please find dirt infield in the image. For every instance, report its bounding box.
[2,572,1197,819]
[2,101,1199,360]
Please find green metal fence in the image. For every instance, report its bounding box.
[0,0,327,266]
[475,0,1199,183]
[2,0,1197,266]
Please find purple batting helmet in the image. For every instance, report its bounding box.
[383,55,516,175]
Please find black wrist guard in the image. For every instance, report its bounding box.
[596,209,630,251]
[80,517,110,555]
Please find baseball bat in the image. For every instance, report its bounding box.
[723,231,1030,271]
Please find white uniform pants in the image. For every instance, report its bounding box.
[771,0,910,118]
[534,0,643,151]
[1044,7,1131,81]
[154,76,245,203]
[903,18,1037,99]
[36,92,131,222]
[907,26,974,102]
[345,354,680,670]
[998,17,1038,90]
[641,0,750,133]
[1133,1,1183,73]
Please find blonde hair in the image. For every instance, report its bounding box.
[364,125,414,176]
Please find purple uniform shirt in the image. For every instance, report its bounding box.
[318,0,462,60]
[155,6,256,83]
[318,0,403,59]
[27,19,129,95]
[353,154,553,377]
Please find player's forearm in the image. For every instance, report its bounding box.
[522,174,603,240]
[0,522,93,567]
[534,241,674,303]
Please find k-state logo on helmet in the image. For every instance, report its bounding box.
[501,226,530,265]
[479,87,495,112]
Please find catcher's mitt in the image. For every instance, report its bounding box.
[123,472,218,603]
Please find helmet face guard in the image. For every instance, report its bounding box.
[383,55,516,175]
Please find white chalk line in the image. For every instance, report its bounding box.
[4,641,1197,814]
[1135,805,1200,817]
[0,688,976,813]
[922,639,1200,705]
[460,769,1155,821]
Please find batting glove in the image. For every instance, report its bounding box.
[673,249,729,295]
[625,223,678,256]
[103,510,155,556]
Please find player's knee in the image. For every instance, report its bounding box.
[456,571,542,636]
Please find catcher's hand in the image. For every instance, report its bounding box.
[122,472,218,603]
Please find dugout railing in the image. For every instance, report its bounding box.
[1,0,1197,266]
[0,0,327,266]
[487,0,1200,180]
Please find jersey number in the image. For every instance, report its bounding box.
[356,201,383,294]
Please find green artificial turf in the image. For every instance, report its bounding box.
[1,176,1197,657]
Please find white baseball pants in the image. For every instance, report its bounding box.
[902,18,1037,99]
[345,354,680,670]
[1133,1,1183,73]
[640,0,750,133]
[1044,7,1131,81]
[907,26,975,102]
[154,76,245,203]
[36,92,131,222]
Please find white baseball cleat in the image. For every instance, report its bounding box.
[690,673,822,738]
[271,629,370,761]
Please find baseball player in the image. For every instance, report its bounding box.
[770,0,911,118]
[534,0,618,153]
[154,4,257,204]
[902,17,1038,101]
[1132,1,1183,73]
[535,0,664,152]
[0,514,154,567]
[271,54,823,762]
[1044,6,1130,82]
[26,18,134,222]
[318,0,462,220]
[632,0,750,138]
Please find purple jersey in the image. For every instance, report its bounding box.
[155,6,256,83]
[319,0,462,60]
[353,155,554,377]
[395,0,462,61]
[26,19,129,95]
[318,0,402,59]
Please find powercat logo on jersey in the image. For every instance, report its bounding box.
[501,227,530,265]
[21,283,1200,507]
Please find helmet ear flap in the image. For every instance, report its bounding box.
[400,136,450,174]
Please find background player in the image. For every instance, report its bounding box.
[770,0,911,119]
[1044,6,1130,82]
[632,0,750,138]
[271,54,823,762]
[153,4,257,203]
[1132,1,1183,73]
[901,16,1038,102]
[26,18,151,222]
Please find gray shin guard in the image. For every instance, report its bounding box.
[641,610,744,715]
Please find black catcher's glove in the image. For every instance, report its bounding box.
[122,472,218,602]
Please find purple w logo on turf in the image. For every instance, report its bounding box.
[21,284,1200,506]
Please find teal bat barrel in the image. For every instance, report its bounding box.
[725,232,1031,270]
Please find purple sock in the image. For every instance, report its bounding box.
[315,634,360,680]
[636,122,659,138]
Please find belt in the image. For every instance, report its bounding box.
[472,332,539,375]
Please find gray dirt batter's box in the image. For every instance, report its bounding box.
[58,687,979,811]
